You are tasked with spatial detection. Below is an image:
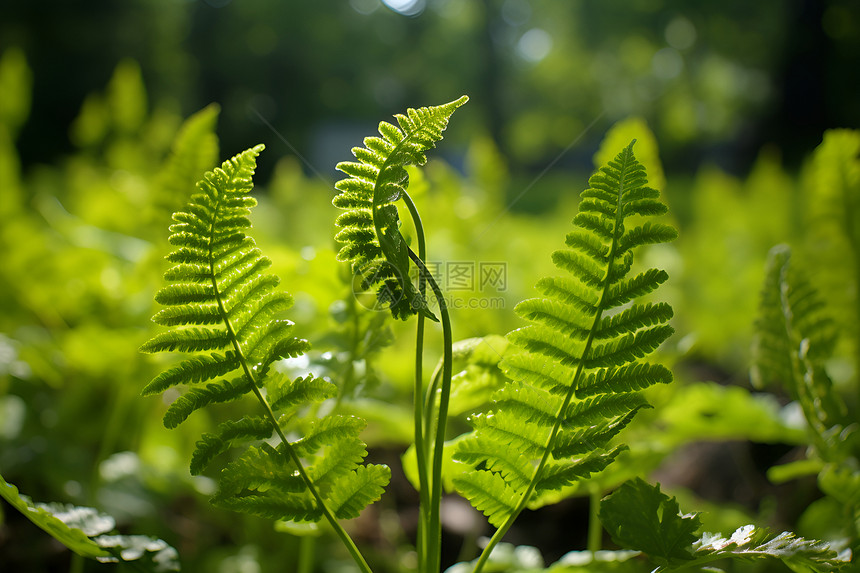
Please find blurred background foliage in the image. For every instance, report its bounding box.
[0,0,859,571]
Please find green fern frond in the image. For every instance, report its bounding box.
[332,96,468,320]
[308,439,369,493]
[452,141,676,532]
[536,446,626,491]
[456,470,521,528]
[291,415,367,458]
[803,130,860,356]
[142,352,239,397]
[153,103,219,221]
[752,244,844,432]
[141,145,390,532]
[212,421,389,523]
[140,327,230,353]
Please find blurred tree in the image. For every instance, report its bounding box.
[1,0,858,198]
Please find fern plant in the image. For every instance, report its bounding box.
[140,144,389,573]
[751,244,859,559]
[599,478,848,573]
[333,95,468,321]
[333,96,468,573]
[752,244,845,440]
[803,130,860,385]
[450,141,677,573]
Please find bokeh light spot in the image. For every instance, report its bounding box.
[517,28,552,63]
[382,0,425,16]
[350,0,380,16]
[665,16,697,50]
[652,47,683,79]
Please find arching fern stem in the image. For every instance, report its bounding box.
[407,243,454,573]
[401,190,433,563]
[400,187,453,573]
[332,96,467,573]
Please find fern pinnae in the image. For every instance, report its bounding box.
[752,245,844,443]
[454,141,676,573]
[333,95,468,320]
[333,97,468,573]
[141,145,386,573]
[190,416,272,475]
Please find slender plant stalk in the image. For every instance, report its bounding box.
[69,553,84,573]
[209,240,373,573]
[402,191,433,567]
[334,291,360,409]
[298,536,316,573]
[408,249,453,573]
[470,320,597,571]
[423,364,443,454]
[587,487,603,553]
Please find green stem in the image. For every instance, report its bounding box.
[587,487,603,553]
[402,191,432,567]
[69,553,84,573]
[209,236,373,573]
[298,535,316,573]
[251,383,373,573]
[334,290,360,409]
[408,249,453,573]
[423,364,443,456]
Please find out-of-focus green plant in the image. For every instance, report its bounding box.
[0,472,179,571]
[802,130,860,386]
[752,229,860,561]
[2,46,856,573]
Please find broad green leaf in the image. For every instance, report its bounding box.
[0,473,109,560]
[599,478,700,566]
[0,472,180,570]
[690,525,847,573]
[600,478,848,573]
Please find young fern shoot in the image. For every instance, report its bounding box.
[140,145,388,573]
[451,141,677,573]
[333,95,468,321]
[332,95,467,573]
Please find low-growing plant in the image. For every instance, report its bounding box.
[134,99,852,573]
[1,93,855,573]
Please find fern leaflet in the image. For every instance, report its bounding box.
[452,142,676,560]
[152,103,220,223]
[333,96,468,320]
[751,244,845,441]
[140,145,390,540]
